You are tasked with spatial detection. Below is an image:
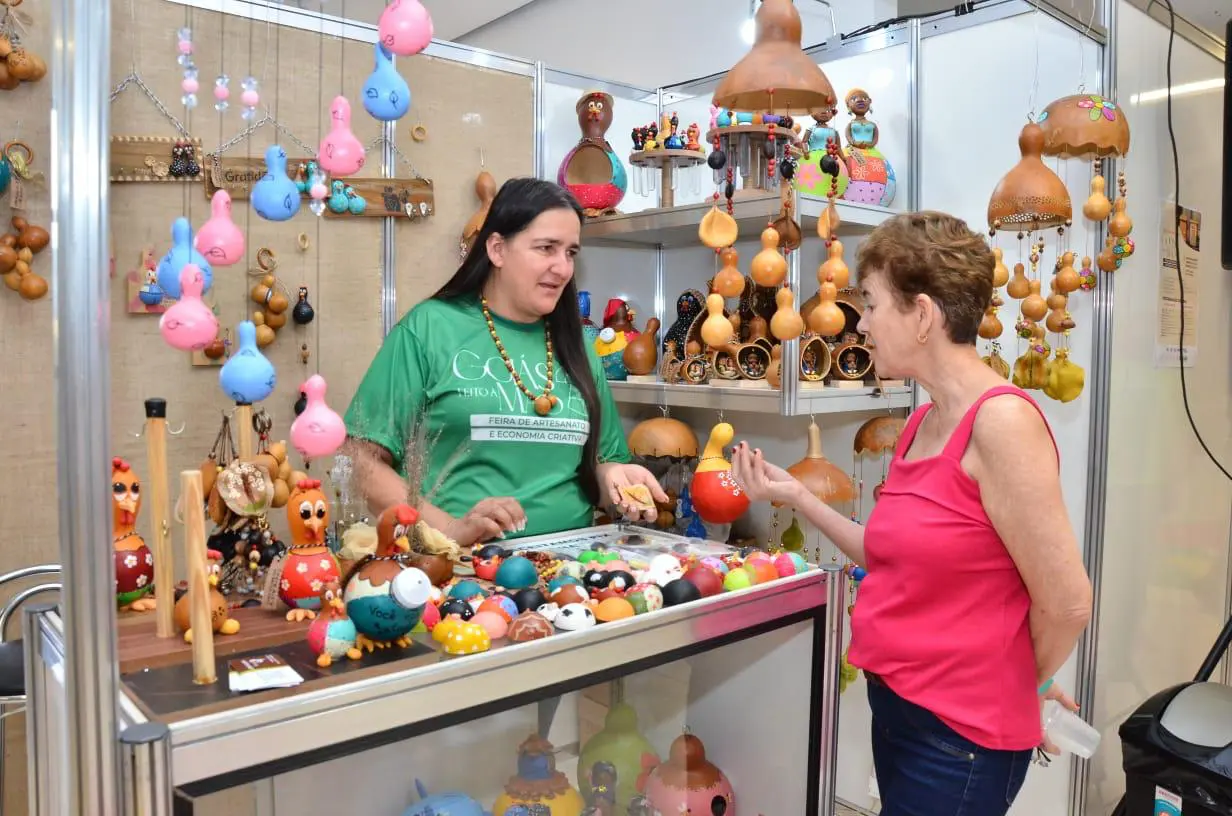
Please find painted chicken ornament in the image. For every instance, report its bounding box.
[112,457,157,612]
[689,423,749,525]
[307,578,362,668]
[279,479,341,622]
[173,549,240,642]
[343,503,433,652]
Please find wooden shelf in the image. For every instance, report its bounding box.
[582,193,895,249]
[609,380,914,416]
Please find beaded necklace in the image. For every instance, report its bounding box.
[480,295,558,416]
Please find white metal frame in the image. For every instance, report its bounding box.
[34,0,1226,813]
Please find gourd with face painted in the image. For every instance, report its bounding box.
[112,458,157,612]
[279,479,340,621]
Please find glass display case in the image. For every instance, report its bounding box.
[25,525,844,816]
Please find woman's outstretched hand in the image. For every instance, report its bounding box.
[731,441,801,508]
[597,462,670,523]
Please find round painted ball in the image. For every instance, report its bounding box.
[744,550,775,567]
[475,543,510,560]
[471,610,509,640]
[701,556,729,575]
[511,587,548,613]
[494,556,539,589]
[438,597,475,621]
[723,568,753,592]
[745,560,779,585]
[557,560,586,580]
[550,584,589,607]
[605,569,637,593]
[626,583,664,614]
[583,568,613,592]
[773,552,802,577]
[682,565,724,598]
[477,595,518,621]
[420,600,441,631]
[595,596,636,623]
[548,575,583,594]
[448,579,487,601]
[662,578,702,607]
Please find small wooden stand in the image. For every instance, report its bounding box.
[144,398,175,639]
[180,470,215,685]
[629,149,706,209]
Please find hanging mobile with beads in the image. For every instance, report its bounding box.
[214,73,231,112]
[177,27,198,109]
[240,76,260,121]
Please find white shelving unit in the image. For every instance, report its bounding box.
[609,380,914,415]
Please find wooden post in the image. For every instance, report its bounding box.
[659,161,675,209]
[180,470,216,685]
[235,403,254,459]
[144,398,175,638]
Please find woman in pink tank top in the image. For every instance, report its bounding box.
[733,212,1093,816]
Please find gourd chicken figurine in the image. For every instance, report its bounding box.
[343,503,433,653]
[112,457,157,613]
[557,90,628,217]
[689,423,750,525]
[279,479,341,622]
[174,548,241,642]
[307,578,362,668]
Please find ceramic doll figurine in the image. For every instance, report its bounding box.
[112,457,157,613]
[603,298,640,340]
[279,478,341,622]
[798,104,850,199]
[557,90,628,217]
[841,88,897,207]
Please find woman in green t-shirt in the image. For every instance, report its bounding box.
[345,177,667,546]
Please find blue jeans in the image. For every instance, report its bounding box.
[867,677,1033,816]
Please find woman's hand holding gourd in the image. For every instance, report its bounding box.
[449,497,527,546]
[597,462,669,523]
[731,442,802,508]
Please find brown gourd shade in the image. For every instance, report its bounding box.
[987,122,1073,232]
[713,0,837,114]
[1037,93,1131,159]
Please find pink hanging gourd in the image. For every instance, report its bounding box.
[318,97,366,177]
[290,374,347,460]
[159,264,219,351]
[378,0,433,57]
[194,190,245,266]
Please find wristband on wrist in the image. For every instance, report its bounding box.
[1038,677,1055,695]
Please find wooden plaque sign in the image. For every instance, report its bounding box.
[111,136,204,183]
[203,153,434,220]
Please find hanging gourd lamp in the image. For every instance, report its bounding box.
[987,122,1073,234]
[772,419,854,508]
[712,0,837,113]
[853,416,905,456]
[1036,93,1131,160]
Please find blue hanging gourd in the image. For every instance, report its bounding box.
[252,145,302,222]
[0,150,10,196]
[156,217,213,300]
[361,43,411,122]
[219,321,277,404]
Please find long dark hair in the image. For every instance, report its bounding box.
[433,177,602,506]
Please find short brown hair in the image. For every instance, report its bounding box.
[856,211,994,345]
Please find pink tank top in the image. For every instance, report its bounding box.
[847,385,1057,751]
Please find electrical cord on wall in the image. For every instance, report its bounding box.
[1155,0,1232,482]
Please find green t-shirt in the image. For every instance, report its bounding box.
[344,294,631,539]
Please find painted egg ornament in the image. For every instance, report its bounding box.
[744,550,774,567]
[583,568,613,592]
[682,565,724,598]
[478,595,517,621]
[701,556,730,575]
[579,547,620,566]
[604,569,637,592]
[745,559,779,585]
[646,553,685,587]
[432,613,465,643]
[512,586,548,613]
[774,552,808,577]
[723,568,753,592]
[548,575,583,594]
[438,597,475,621]
[507,610,555,642]
[557,560,587,581]
[550,584,589,607]
[555,602,597,631]
[644,733,735,816]
[536,602,561,623]
[471,610,509,640]
[442,621,492,655]
[662,578,702,607]
[472,544,508,581]
[626,583,664,614]
[448,579,487,601]
[495,555,540,590]
[595,597,636,622]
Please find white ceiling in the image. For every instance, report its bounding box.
[1166,0,1226,44]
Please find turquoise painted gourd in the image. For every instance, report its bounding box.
[346,186,367,215]
[219,321,277,404]
[252,144,302,222]
[156,217,213,300]
[362,43,411,122]
[0,152,10,196]
[327,180,349,214]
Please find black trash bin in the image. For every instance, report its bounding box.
[1117,615,1232,816]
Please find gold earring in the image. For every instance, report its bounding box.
[917,333,929,344]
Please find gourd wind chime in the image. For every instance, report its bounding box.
[985,91,1131,404]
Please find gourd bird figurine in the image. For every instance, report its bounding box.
[278,479,341,622]
[306,577,362,667]
[557,90,627,217]
[343,503,433,653]
[174,548,241,642]
[112,457,157,613]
